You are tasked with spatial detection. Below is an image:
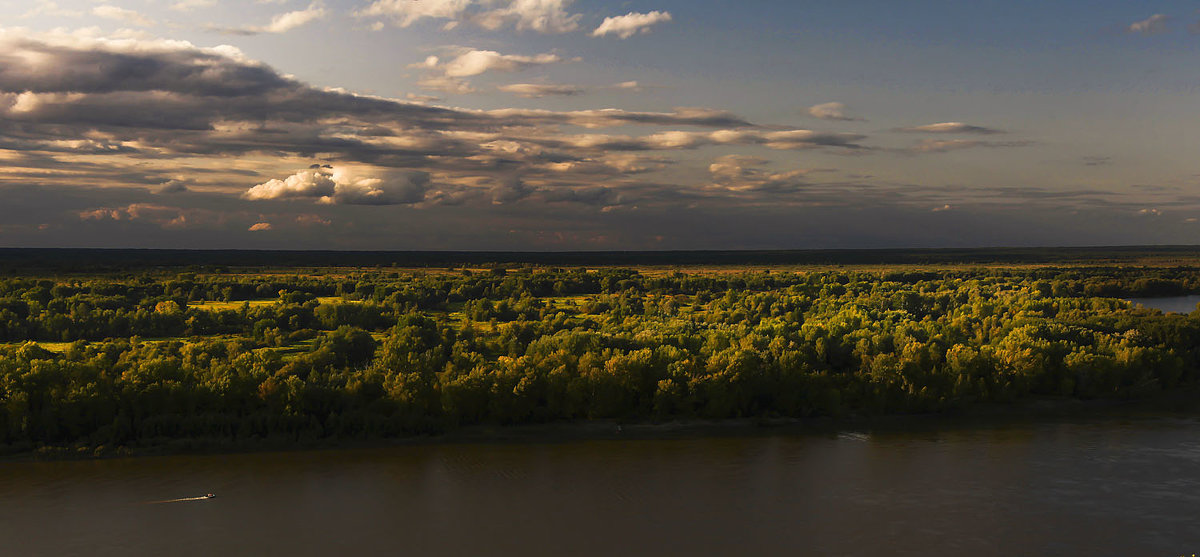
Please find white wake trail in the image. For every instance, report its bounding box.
[147,496,212,504]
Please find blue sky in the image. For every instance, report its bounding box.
[2,0,1200,249]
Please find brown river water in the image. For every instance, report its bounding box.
[3,416,1200,556]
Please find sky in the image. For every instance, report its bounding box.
[3,0,1200,251]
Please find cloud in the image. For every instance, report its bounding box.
[0,27,881,220]
[295,214,331,226]
[592,11,672,39]
[908,139,1033,153]
[92,5,156,27]
[498,83,583,98]
[491,175,533,204]
[156,179,189,194]
[22,1,83,18]
[896,122,1004,134]
[248,222,273,231]
[532,129,866,153]
[808,102,860,121]
[357,0,581,33]
[417,75,477,94]
[440,49,564,77]
[474,0,581,33]
[209,2,326,35]
[78,202,224,229]
[707,155,811,194]
[12,173,1197,251]
[534,129,858,152]
[172,0,217,11]
[243,165,432,205]
[243,167,336,200]
[1129,14,1169,34]
[356,0,472,27]
[708,155,769,180]
[411,48,570,94]
[485,106,752,128]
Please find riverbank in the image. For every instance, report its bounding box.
[6,390,1200,462]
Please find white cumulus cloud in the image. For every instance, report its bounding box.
[243,165,432,205]
[592,11,672,39]
[243,166,337,200]
[441,49,563,77]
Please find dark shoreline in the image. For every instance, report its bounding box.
[7,392,1200,462]
[6,244,1200,273]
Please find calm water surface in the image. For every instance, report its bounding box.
[3,417,1200,556]
[1126,295,1200,314]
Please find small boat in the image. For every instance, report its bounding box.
[204,493,217,499]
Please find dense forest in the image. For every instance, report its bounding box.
[3,259,1200,453]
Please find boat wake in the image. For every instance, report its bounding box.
[147,494,216,504]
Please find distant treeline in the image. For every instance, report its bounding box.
[5,245,1200,273]
[3,264,1200,452]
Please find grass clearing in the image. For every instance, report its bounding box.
[189,299,278,311]
[189,296,363,312]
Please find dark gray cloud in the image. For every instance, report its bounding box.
[156,180,190,194]
[0,43,288,96]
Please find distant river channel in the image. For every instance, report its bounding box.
[1126,295,1200,314]
[4,416,1200,556]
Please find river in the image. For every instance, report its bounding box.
[2,416,1199,556]
[1126,295,1200,314]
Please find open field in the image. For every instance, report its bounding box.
[188,297,358,311]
